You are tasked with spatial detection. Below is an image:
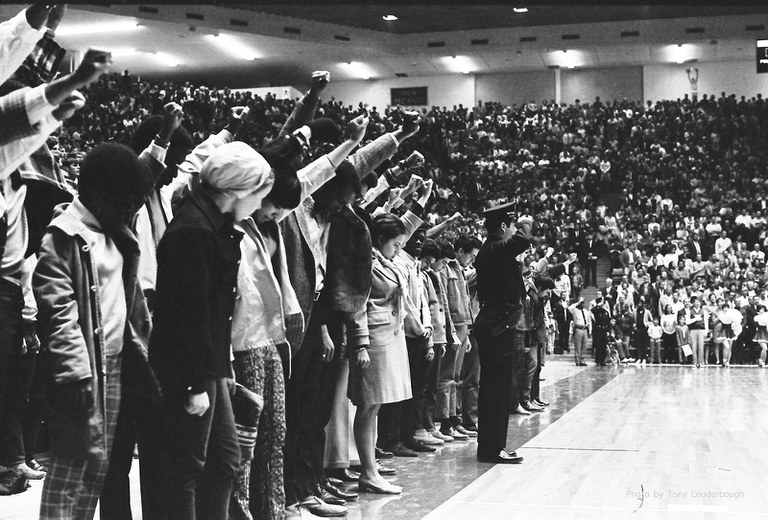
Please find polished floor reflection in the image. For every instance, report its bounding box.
[8,358,767,519]
[424,364,768,520]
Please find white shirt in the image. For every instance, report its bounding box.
[0,8,46,86]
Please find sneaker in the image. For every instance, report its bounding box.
[455,424,478,437]
[429,428,454,442]
[641,359,647,366]
[441,427,469,440]
[626,357,635,363]
[414,429,444,445]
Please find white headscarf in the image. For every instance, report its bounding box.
[200,142,274,202]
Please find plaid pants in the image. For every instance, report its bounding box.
[40,354,122,520]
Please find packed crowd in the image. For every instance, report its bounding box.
[3,4,768,520]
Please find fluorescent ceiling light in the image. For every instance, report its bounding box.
[106,48,137,57]
[552,49,583,69]
[154,52,181,67]
[57,21,142,36]
[382,14,398,21]
[669,43,691,64]
[341,61,376,79]
[443,55,477,74]
[513,7,529,13]
[206,33,261,60]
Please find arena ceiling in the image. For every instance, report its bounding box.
[2,3,768,88]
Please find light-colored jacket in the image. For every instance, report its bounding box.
[231,218,304,366]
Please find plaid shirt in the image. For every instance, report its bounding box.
[13,30,65,87]
[0,87,37,147]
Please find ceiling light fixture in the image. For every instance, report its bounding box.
[205,33,260,60]
[56,21,142,36]
[341,61,376,80]
[155,51,181,67]
[382,14,398,21]
[513,7,529,14]
[443,55,477,74]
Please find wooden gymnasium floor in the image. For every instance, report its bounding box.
[3,356,768,519]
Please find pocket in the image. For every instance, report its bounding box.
[367,309,393,327]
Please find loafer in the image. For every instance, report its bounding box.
[14,462,45,480]
[358,478,402,495]
[376,462,397,475]
[521,401,544,413]
[512,404,531,415]
[26,459,47,472]
[316,487,346,506]
[414,429,444,445]
[326,468,359,483]
[455,424,478,437]
[323,481,358,501]
[477,450,524,464]
[375,447,394,459]
[441,427,469,440]
[429,429,454,442]
[404,439,436,453]
[299,496,348,517]
[391,442,418,457]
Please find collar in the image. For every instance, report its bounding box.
[68,197,103,232]
[191,186,233,232]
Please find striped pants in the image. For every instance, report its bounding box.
[230,345,286,520]
[40,354,122,520]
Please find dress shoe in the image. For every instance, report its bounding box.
[512,404,531,415]
[429,428,454,442]
[578,362,588,367]
[462,423,478,433]
[326,468,359,483]
[405,439,436,453]
[26,459,46,472]
[532,398,549,407]
[391,442,418,457]
[299,496,348,517]
[323,481,358,501]
[358,478,402,495]
[455,424,478,437]
[376,462,397,475]
[521,401,544,413]
[375,447,394,459]
[441,427,469,440]
[14,462,45,480]
[316,487,346,506]
[477,450,524,464]
[414,428,444,445]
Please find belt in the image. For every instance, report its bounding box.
[574,325,587,330]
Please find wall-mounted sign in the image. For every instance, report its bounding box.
[757,40,768,74]
[391,87,428,106]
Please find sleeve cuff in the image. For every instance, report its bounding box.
[24,83,56,125]
[148,142,169,166]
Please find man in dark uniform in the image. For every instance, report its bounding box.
[473,202,532,464]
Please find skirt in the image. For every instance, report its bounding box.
[348,329,412,406]
[755,326,768,343]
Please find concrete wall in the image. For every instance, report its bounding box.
[644,61,768,104]
[322,75,476,110]
[560,66,644,105]
[474,70,557,107]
